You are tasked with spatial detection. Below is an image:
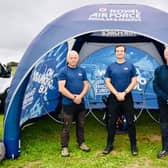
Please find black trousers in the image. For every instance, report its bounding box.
[61,103,85,148]
[159,102,168,151]
[106,93,137,147]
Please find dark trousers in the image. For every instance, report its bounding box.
[61,103,85,148]
[159,102,168,151]
[106,93,137,147]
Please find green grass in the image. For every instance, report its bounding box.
[0,111,168,168]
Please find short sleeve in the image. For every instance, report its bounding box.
[82,68,88,81]
[104,66,110,78]
[57,67,66,81]
[131,64,138,77]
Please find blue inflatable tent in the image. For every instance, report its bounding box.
[3,4,168,159]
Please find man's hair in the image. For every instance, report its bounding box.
[115,44,126,52]
[66,50,79,64]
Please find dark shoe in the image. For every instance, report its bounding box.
[131,145,138,156]
[61,147,69,157]
[157,150,168,159]
[79,143,90,152]
[103,146,113,154]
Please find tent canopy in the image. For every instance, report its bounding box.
[3,3,168,159]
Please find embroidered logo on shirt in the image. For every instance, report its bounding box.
[78,73,83,76]
[124,67,129,71]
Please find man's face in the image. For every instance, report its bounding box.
[164,47,168,62]
[67,51,79,67]
[115,46,126,59]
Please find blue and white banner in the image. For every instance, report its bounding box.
[80,45,159,109]
[20,43,68,125]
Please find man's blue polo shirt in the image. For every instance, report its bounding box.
[58,65,88,105]
[105,61,137,92]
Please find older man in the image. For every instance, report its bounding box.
[58,50,90,157]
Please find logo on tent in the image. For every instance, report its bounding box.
[88,8,142,22]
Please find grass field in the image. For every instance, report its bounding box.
[0,111,168,168]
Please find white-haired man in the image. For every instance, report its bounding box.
[58,50,90,157]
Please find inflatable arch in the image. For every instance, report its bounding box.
[3,4,168,159]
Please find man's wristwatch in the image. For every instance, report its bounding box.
[73,95,77,100]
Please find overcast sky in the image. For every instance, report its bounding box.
[0,0,168,63]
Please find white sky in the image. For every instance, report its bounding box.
[0,0,168,63]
